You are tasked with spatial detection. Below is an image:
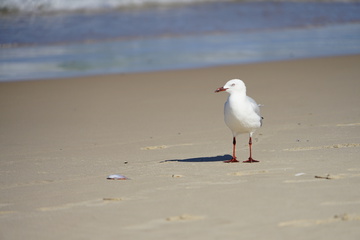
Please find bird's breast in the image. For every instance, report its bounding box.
[224,99,261,134]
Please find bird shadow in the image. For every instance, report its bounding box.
[161,154,232,163]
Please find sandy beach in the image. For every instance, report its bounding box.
[1,55,360,239]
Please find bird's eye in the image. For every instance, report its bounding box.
[231,83,235,87]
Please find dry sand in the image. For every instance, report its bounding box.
[0,55,360,239]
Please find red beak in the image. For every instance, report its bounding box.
[215,87,227,93]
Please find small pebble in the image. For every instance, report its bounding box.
[314,174,332,180]
[172,174,183,178]
[103,198,123,201]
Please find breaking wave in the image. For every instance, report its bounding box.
[0,0,223,13]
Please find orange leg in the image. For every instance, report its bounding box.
[243,136,259,163]
[224,137,239,163]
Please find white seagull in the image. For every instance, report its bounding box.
[215,79,263,163]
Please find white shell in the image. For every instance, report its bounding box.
[107,174,128,180]
[295,173,305,177]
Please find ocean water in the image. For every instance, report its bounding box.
[1,0,360,81]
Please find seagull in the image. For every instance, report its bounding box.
[215,79,263,163]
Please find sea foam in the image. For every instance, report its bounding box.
[0,0,220,13]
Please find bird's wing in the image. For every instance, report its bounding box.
[246,96,261,117]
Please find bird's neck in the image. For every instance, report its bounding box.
[228,92,246,102]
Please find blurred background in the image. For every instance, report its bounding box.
[1,0,360,81]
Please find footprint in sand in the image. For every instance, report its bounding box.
[336,123,360,127]
[278,214,360,227]
[229,170,269,176]
[126,214,204,230]
[141,145,168,150]
[102,197,123,201]
[284,171,360,183]
[0,210,16,215]
[141,143,193,150]
[283,143,360,152]
[229,168,292,177]
[166,214,204,222]
[38,198,124,211]
[171,174,184,178]
[321,200,360,206]
[0,203,16,215]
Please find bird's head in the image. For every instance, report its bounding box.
[215,79,246,94]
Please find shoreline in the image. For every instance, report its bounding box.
[2,1,360,82]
